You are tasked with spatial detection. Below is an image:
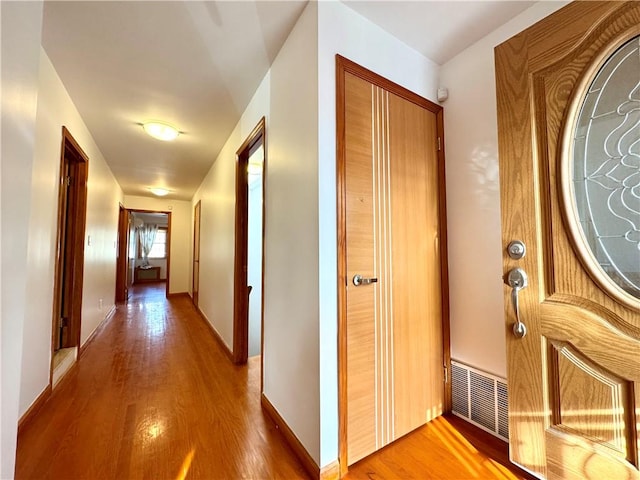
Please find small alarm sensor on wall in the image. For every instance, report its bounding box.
[437,87,449,102]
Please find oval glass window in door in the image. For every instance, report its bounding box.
[569,34,640,304]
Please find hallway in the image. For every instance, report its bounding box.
[16,284,308,479]
[16,284,531,480]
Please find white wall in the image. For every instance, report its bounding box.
[19,49,124,418]
[263,0,320,463]
[191,72,270,350]
[317,0,440,466]
[123,196,191,294]
[439,0,569,378]
[0,2,44,476]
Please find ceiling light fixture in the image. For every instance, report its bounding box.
[142,122,180,141]
[149,187,171,197]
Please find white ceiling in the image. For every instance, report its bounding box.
[41,0,536,202]
[344,1,536,65]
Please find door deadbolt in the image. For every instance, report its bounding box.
[507,240,526,260]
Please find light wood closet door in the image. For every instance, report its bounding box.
[496,2,640,479]
[344,71,444,465]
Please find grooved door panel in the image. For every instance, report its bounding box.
[344,72,444,465]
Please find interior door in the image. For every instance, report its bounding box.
[115,204,129,302]
[127,212,136,294]
[496,2,640,479]
[338,56,448,467]
[193,200,201,308]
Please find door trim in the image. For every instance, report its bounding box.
[49,126,89,384]
[232,117,266,369]
[336,55,451,472]
[192,200,201,308]
[115,203,128,302]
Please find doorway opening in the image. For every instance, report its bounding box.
[50,127,89,387]
[128,210,172,297]
[233,117,266,372]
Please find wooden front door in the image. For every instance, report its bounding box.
[496,2,640,479]
[337,56,449,468]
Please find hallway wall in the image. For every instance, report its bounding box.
[124,196,191,295]
[191,72,269,351]
[439,0,569,378]
[18,49,124,420]
[264,0,320,464]
[190,2,322,464]
[0,2,44,476]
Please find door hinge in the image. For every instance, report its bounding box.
[437,137,442,151]
[444,365,449,384]
[66,175,72,187]
[60,317,69,327]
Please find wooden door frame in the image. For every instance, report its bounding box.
[232,117,266,367]
[192,200,201,308]
[115,203,128,302]
[50,127,89,381]
[127,208,172,297]
[336,55,451,473]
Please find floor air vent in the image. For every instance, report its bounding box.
[451,360,509,441]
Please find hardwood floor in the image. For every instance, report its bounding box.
[344,415,535,480]
[16,284,307,479]
[16,283,534,479]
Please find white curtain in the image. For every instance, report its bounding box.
[138,224,158,266]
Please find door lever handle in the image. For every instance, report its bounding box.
[506,268,528,339]
[353,274,378,286]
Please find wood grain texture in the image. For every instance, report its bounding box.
[344,72,377,464]
[551,342,633,458]
[388,90,443,440]
[233,117,265,365]
[261,394,318,479]
[115,204,128,302]
[546,428,637,480]
[344,415,537,480]
[16,284,528,480]
[341,64,446,467]
[16,283,308,480]
[17,386,52,436]
[496,2,640,478]
[80,305,116,358]
[319,460,340,480]
[496,23,548,479]
[194,304,234,363]
[51,126,90,356]
[192,200,200,308]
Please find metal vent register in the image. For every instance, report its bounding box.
[451,361,509,440]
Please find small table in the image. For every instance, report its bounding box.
[134,266,161,283]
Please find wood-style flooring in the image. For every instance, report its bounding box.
[16,284,306,479]
[16,283,533,480]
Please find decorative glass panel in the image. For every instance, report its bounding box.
[572,35,640,300]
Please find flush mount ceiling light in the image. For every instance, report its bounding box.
[148,187,171,197]
[142,122,180,141]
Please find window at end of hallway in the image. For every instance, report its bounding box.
[139,227,167,259]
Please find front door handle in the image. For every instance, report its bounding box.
[353,274,378,286]
[506,268,528,339]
